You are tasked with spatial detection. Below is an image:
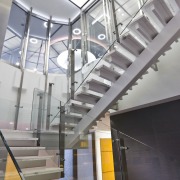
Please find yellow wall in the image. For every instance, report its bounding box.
[100,139,115,180]
[5,154,21,180]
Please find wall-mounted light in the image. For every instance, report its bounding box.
[16,62,20,66]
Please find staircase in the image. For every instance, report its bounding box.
[52,0,180,148]
[1,129,63,180]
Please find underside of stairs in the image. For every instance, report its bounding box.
[62,0,180,148]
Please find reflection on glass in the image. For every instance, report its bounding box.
[1,4,27,66]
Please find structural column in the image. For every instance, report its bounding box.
[0,0,13,57]
[14,8,32,130]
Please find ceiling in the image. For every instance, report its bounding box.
[15,0,80,23]
[1,0,144,74]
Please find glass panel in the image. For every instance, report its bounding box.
[31,89,64,174]
[0,131,23,180]
[115,0,149,36]
[25,16,46,73]
[0,4,27,66]
[0,99,17,130]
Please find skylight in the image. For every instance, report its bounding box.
[69,0,89,8]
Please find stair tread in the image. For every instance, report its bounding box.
[71,103,92,110]
[22,167,63,176]
[76,91,102,98]
[7,138,38,140]
[15,155,53,161]
[87,79,111,87]
[10,147,46,150]
[96,64,120,75]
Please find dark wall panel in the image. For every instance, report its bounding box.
[111,99,180,180]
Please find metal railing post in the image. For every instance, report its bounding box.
[14,8,32,130]
[44,17,52,92]
[46,83,54,130]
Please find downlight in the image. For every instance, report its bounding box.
[98,34,106,40]
[73,28,81,35]
[44,22,53,28]
[30,38,38,44]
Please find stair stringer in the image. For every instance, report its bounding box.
[66,10,180,148]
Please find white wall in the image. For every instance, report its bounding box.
[0,61,67,130]
[114,39,180,114]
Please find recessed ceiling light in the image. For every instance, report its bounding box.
[98,34,106,40]
[30,38,38,44]
[73,28,81,35]
[122,13,124,16]
[16,62,20,66]
[69,0,89,8]
[43,22,53,28]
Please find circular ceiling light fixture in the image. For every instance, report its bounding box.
[30,38,38,44]
[44,22,53,28]
[73,28,81,35]
[98,34,106,40]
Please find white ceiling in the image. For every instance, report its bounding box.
[15,0,81,23]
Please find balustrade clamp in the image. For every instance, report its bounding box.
[14,105,23,108]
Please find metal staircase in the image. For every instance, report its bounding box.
[53,0,180,148]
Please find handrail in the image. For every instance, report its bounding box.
[50,0,150,124]
[0,130,25,180]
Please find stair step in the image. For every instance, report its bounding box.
[10,147,46,157]
[1,130,33,138]
[85,79,111,94]
[143,0,173,31]
[104,49,132,70]
[70,103,92,114]
[75,91,101,105]
[120,33,145,56]
[22,167,63,180]
[13,156,53,169]
[4,138,38,147]
[95,64,121,82]
[130,16,158,43]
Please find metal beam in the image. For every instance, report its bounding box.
[0,0,13,57]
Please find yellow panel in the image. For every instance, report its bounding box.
[5,154,21,180]
[102,172,115,180]
[101,152,114,173]
[100,139,115,180]
[100,139,113,152]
